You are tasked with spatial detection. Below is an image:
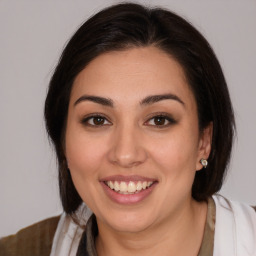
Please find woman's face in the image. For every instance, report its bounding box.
[65,46,211,233]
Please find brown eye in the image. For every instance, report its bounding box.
[145,114,176,127]
[153,116,167,125]
[92,116,105,125]
[82,115,111,126]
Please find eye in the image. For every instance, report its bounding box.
[145,114,176,127]
[81,115,111,126]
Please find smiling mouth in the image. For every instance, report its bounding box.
[104,180,154,194]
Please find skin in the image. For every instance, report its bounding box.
[65,46,212,256]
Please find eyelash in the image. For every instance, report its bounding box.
[80,113,177,128]
[144,113,177,127]
[81,114,112,127]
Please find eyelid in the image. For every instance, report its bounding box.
[144,112,177,127]
[80,112,176,127]
[80,113,112,126]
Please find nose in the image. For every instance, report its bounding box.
[107,124,147,168]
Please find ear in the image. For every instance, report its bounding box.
[196,122,213,171]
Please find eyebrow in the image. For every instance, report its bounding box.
[140,94,185,106]
[74,95,114,107]
[74,93,184,107]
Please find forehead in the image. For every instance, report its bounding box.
[71,46,195,108]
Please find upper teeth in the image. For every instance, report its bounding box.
[106,181,153,194]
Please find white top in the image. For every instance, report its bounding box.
[213,195,256,255]
[50,195,256,256]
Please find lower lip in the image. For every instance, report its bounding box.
[101,182,157,205]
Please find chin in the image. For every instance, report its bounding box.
[101,210,155,233]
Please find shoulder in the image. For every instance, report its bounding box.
[213,194,256,217]
[212,195,256,255]
[0,215,61,256]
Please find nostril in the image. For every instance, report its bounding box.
[107,147,147,168]
[106,129,148,167]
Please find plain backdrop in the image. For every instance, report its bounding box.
[0,0,255,237]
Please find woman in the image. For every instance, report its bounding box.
[1,3,255,256]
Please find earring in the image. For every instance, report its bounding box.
[200,158,208,168]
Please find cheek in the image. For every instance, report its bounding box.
[64,126,110,207]
[65,126,108,178]
[148,126,200,175]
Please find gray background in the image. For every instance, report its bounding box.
[0,0,255,237]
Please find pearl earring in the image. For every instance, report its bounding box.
[200,158,208,168]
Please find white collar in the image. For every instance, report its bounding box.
[213,195,256,256]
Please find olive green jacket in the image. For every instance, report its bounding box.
[0,216,60,256]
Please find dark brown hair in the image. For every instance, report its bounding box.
[44,3,235,214]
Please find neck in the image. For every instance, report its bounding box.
[95,198,207,256]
